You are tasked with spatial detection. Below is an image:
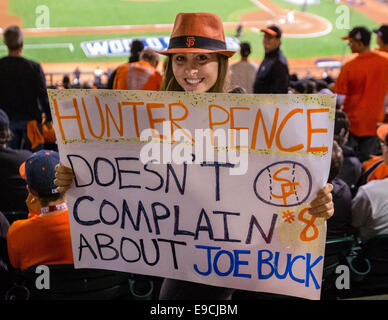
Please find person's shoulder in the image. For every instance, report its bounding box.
[229,61,241,70]
[354,51,388,67]
[117,62,129,70]
[16,56,39,66]
[362,155,383,169]
[1,147,32,162]
[340,53,360,67]
[332,176,349,189]
[361,177,388,192]
[277,49,288,61]
[362,50,388,62]
[19,57,43,73]
[7,216,38,237]
[154,70,162,79]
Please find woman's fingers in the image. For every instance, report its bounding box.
[309,183,334,219]
[56,185,71,194]
[309,201,334,219]
[55,163,74,174]
[54,163,75,193]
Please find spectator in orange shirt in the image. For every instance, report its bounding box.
[333,26,388,162]
[113,48,162,91]
[373,25,388,120]
[359,124,388,186]
[107,39,144,89]
[7,150,73,270]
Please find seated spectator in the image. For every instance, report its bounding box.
[289,73,298,82]
[358,124,388,186]
[229,86,246,94]
[229,42,258,93]
[0,109,31,213]
[113,48,162,91]
[0,211,23,300]
[62,74,70,89]
[290,80,306,94]
[334,110,362,192]
[7,150,73,270]
[315,79,333,94]
[0,210,11,297]
[326,141,353,238]
[304,79,316,93]
[351,131,388,242]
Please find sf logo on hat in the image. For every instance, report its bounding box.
[186,36,195,47]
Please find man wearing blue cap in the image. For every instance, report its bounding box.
[6,150,73,270]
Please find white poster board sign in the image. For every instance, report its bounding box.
[48,89,335,300]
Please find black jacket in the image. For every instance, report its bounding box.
[0,147,31,213]
[253,47,289,94]
[0,56,52,122]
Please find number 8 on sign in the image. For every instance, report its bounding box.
[298,207,319,241]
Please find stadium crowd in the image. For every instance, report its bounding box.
[0,17,388,301]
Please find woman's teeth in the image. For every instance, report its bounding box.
[186,79,202,84]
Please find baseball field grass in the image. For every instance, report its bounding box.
[0,0,382,63]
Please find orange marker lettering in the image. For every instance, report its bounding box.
[230,107,249,149]
[251,108,279,150]
[122,101,145,138]
[82,97,105,138]
[298,207,319,242]
[146,103,166,140]
[169,102,193,143]
[306,108,329,153]
[53,97,85,140]
[208,104,230,146]
[276,108,304,152]
[105,101,124,137]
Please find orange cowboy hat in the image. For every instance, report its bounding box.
[157,12,236,58]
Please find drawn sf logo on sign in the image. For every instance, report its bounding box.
[186,36,195,48]
[253,160,312,207]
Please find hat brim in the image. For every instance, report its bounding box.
[341,35,351,40]
[19,161,26,180]
[156,47,236,58]
[261,28,278,37]
[377,124,388,141]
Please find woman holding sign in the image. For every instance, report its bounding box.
[55,12,334,300]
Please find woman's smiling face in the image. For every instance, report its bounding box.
[172,52,219,92]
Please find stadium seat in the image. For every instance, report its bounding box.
[323,235,356,279]
[16,264,132,300]
[362,234,388,274]
[349,234,388,296]
[321,235,358,299]
[128,273,163,300]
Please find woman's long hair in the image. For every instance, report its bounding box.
[160,54,229,93]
